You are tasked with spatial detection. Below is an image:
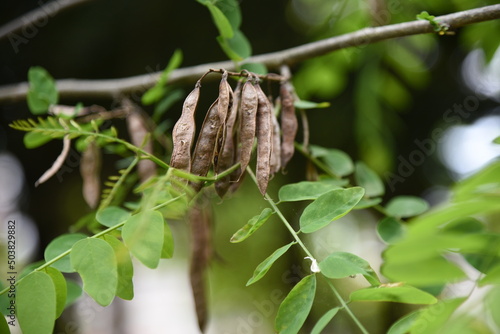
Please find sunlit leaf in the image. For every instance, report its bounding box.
[300,187,365,233]
[480,264,500,286]
[217,36,243,61]
[27,66,58,114]
[231,208,274,243]
[103,235,134,300]
[247,242,295,286]
[486,286,500,328]
[410,298,465,334]
[44,233,87,273]
[278,180,343,202]
[96,206,131,228]
[319,251,380,286]
[452,161,500,202]
[17,271,56,334]
[311,307,340,334]
[122,210,164,269]
[385,196,429,218]
[382,256,466,286]
[377,217,407,244]
[142,49,183,105]
[45,267,67,318]
[350,284,437,304]
[354,162,384,197]
[70,238,117,306]
[494,136,500,144]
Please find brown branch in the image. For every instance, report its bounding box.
[0,4,499,103]
[0,0,96,41]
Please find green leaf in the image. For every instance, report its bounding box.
[382,256,466,286]
[103,235,134,300]
[70,238,118,306]
[480,264,500,286]
[410,298,465,334]
[354,162,384,197]
[142,49,183,105]
[354,197,382,209]
[278,180,343,202]
[161,221,175,259]
[300,187,365,233]
[241,62,267,75]
[27,66,58,114]
[216,0,241,28]
[385,196,429,218]
[0,313,9,334]
[96,206,131,228]
[65,279,82,307]
[350,284,437,304]
[217,35,244,61]
[231,208,274,243]
[275,275,316,334]
[311,307,340,334]
[122,210,164,269]
[494,136,500,144]
[377,217,407,244]
[319,251,380,286]
[314,147,354,177]
[44,267,67,318]
[387,310,421,334]
[486,286,500,328]
[294,100,331,109]
[24,131,53,148]
[247,242,295,286]
[206,2,234,39]
[227,29,252,59]
[44,233,87,273]
[452,161,500,202]
[17,271,56,334]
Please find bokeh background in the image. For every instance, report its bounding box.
[0,0,500,333]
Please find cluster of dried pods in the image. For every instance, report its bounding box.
[170,69,298,197]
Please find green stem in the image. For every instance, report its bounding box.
[325,279,370,334]
[246,167,314,258]
[99,156,139,210]
[246,166,370,334]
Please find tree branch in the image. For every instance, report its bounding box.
[0,0,96,41]
[0,4,499,103]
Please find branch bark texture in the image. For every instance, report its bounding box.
[0,4,499,103]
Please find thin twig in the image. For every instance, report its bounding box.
[0,5,499,102]
[0,0,96,41]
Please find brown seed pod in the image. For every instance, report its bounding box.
[80,140,101,209]
[254,83,273,195]
[237,80,258,179]
[188,201,213,332]
[280,82,297,169]
[270,109,281,175]
[126,108,156,182]
[213,71,234,172]
[215,81,241,198]
[190,99,221,192]
[169,82,201,171]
